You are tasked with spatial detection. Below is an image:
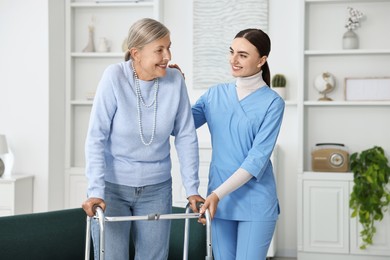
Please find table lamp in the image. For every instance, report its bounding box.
[0,135,14,177]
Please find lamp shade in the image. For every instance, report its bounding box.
[0,135,13,177]
[0,135,9,154]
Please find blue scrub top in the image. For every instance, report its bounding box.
[192,83,285,221]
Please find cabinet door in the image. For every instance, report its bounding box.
[350,184,390,256]
[303,180,349,253]
[0,183,13,216]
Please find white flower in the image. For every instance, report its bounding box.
[345,7,364,31]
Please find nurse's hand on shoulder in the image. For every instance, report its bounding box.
[198,192,219,224]
[82,197,106,217]
[168,63,185,79]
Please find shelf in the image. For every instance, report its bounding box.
[71,52,125,58]
[0,174,35,182]
[70,1,155,8]
[303,101,390,106]
[285,100,298,106]
[305,0,390,3]
[302,171,353,181]
[65,167,86,175]
[304,49,390,56]
[70,100,94,105]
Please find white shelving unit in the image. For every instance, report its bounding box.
[64,0,162,208]
[297,0,390,259]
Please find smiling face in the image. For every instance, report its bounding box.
[229,37,267,78]
[130,34,172,81]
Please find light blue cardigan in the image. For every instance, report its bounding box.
[85,60,199,200]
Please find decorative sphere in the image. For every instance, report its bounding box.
[314,72,335,101]
[314,72,335,94]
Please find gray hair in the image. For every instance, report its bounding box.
[124,18,170,61]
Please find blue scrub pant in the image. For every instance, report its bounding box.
[211,218,276,260]
[92,179,172,260]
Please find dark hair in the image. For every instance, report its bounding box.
[235,29,271,86]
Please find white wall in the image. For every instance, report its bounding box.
[0,0,299,257]
[0,0,51,212]
[0,0,65,213]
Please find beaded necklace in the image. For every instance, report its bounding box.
[131,62,159,146]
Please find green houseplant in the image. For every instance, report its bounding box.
[349,146,390,249]
[271,74,286,88]
[271,74,286,99]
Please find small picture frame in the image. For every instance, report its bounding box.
[344,77,390,101]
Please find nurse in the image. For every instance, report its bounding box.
[192,28,285,260]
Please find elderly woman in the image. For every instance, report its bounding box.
[82,18,204,260]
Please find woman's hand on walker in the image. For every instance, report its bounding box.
[187,195,205,214]
[82,197,106,217]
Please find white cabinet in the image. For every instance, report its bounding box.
[298,0,390,258]
[0,175,34,217]
[64,0,162,207]
[298,173,390,260]
[302,175,350,254]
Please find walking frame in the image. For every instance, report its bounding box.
[85,203,213,260]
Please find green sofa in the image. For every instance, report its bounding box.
[0,207,207,260]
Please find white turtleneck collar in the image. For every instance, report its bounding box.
[236,70,267,101]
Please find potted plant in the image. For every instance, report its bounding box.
[349,146,390,249]
[271,74,287,99]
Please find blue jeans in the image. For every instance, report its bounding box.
[92,179,172,260]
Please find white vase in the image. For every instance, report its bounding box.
[97,37,109,52]
[82,25,95,52]
[272,87,286,100]
[343,30,359,49]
